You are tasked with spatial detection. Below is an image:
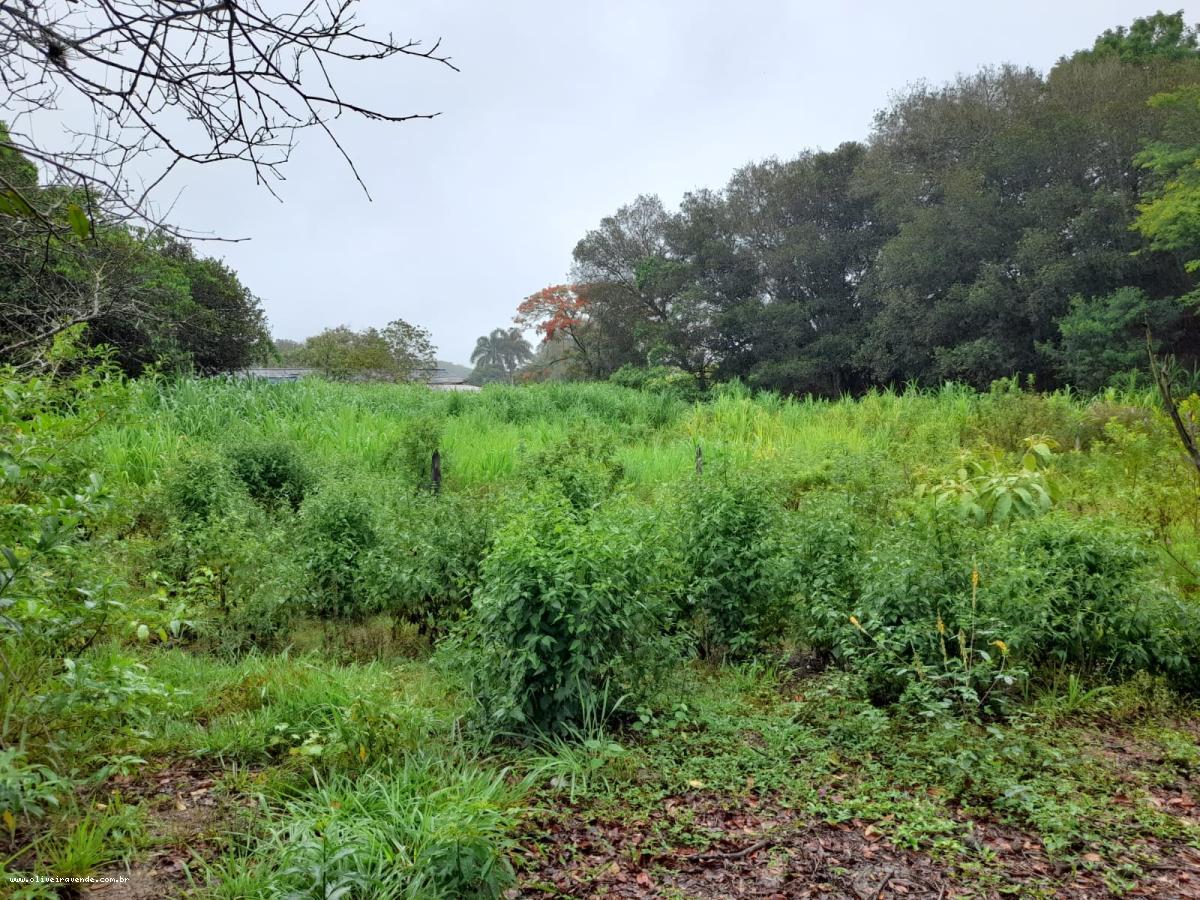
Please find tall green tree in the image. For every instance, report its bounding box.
[1134,85,1200,276]
[1076,10,1199,63]
[715,143,885,395]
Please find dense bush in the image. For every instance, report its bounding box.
[462,494,679,734]
[0,364,129,742]
[162,446,238,525]
[798,507,1200,717]
[298,481,380,619]
[0,748,72,842]
[676,471,794,658]
[809,513,1013,715]
[389,415,444,490]
[520,429,624,514]
[227,438,312,509]
[790,493,862,658]
[360,491,501,638]
[610,364,702,402]
[989,515,1185,677]
[968,377,1087,452]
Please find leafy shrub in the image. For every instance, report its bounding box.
[916,438,1056,525]
[360,491,500,639]
[791,493,862,657]
[969,377,1086,451]
[809,510,1200,717]
[610,364,702,402]
[521,429,623,514]
[298,481,379,619]
[389,415,444,490]
[205,588,297,656]
[0,365,124,737]
[163,446,239,524]
[826,515,1021,716]
[676,471,793,658]
[227,439,312,509]
[37,652,178,752]
[0,749,67,833]
[463,494,678,734]
[988,514,1182,677]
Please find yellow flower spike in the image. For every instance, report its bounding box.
[991,639,1008,656]
[937,617,946,635]
[971,568,980,589]
[849,615,861,628]
[359,744,368,763]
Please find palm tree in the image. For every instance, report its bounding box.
[471,327,533,383]
[470,329,506,371]
[499,327,533,379]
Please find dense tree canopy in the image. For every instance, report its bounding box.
[0,128,270,373]
[292,321,437,380]
[523,11,1200,396]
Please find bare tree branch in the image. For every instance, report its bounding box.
[0,0,456,231]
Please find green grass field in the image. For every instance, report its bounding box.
[3,372,1200,898]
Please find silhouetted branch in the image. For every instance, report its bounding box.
[1,0,456,230]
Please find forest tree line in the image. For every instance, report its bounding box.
[516,12,1200,395]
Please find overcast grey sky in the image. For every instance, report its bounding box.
[160,1,1196,364]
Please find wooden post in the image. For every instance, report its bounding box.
[431,449,442,493]
[695,444,703,476]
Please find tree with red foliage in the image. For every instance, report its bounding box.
[515,283,594,371]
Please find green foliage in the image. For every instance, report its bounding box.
[300,319,437,381]
[917,438,1056,526]
[1049,288,1184,390]
[990,514,1192,680]
[520,428,624,514]
[1081,10,1199,63]
[391,415,443,491]
[800,507,1199,719]
[227,438,312,509]
[560,12,1200,394]
[470,327,533,384]
[0,363,128,737]
[253,758,521,899]
[6,368,1200,889]
[790,493,862,656]
[44,815,118,879]
[298,481,379,619]
[0,137,270,372]
[676,470,793,658]
[463,494,678,734]
[819,515,1023,716]
[48,652,176,735]
[0,749,66,831]
[163,446,239,524]
[609,364,701,401]
[968,377,1086,451]
[360,491,499,638]
[1134,85,1200,274]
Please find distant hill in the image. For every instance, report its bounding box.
[437,360,472,379]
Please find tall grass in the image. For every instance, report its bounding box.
[88,377,987,491]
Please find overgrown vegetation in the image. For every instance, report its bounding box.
[1,366,1199,895]
[4,9,1200,898]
